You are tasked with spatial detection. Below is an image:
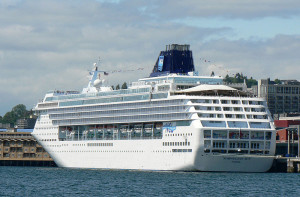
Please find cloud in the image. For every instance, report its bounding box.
[0,0,299,115]
[139,0,300,19]
[195,35,300,80]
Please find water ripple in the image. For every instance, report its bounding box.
[0,167,299,197]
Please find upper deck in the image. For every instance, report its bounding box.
[34,44,257,113]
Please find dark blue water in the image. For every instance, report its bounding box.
[0,167,300,197]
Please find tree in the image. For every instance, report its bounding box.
[1,104,32,125]
[2,111,15,124]
[247,78,258,88]
[0,115,2,123]
[274,79,281,84]
[12,104,27,119]
[121,82,128,89]
[111,85,115,90]
[224,74,230,83]
[116,84,120,90]
[223,73,257,88]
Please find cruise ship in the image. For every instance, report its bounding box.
[32,44,276,172]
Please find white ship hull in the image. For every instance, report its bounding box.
[52,148,273,172]
[33,125,275,172]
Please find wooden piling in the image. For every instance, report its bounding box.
[287,159,295,173]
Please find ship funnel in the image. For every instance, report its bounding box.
[150,44,195,77]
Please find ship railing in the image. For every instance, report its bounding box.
[183,93,257,98]
[50,109,188,120]
[53,115,190,126]
[131,81,146,86]
[62,136,163,141]
[276,140,299,144]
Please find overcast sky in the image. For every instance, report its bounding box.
[0,0,300,116]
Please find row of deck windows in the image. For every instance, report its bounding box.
[46,149,192,153]
[162,141,191,146]
[198,113,268,120]
[87,143,113,147]
[204,130,272,140]
[58,93,154,107]
[45,87,152,102]
[201,121,271,129]
[191,99,264,105]
[50,106,186,120]
[172,149,192,153]
[58,123,164,141]
[46,99,185,114]
[40,139,57,142]
[204,149,270,154]
[194,106,266,112]
[53,113,189,126]
[205,140,270,150]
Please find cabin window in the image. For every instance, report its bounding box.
[251,131,264,139]
[213,141,226,148]
[265,142,270,149]
[215,107,221,111]
[213,130,227,139]
[204,140,211,148]
[236,114,244,119]
[265,132,272,140]
[204,130,211,138]
[231,100,239,104]
[251,142,261,149]
[221,100,228,104]
[225,114,233,118]
[234,107,242,111]
[229,131,240,139]
[213,100,219,104]
[223,107,231,111]
[242,100,248,105]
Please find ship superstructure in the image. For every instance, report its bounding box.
[32,44,276,172]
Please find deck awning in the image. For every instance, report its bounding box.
[175,84,247,96]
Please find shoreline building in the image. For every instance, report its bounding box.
[16,117,37,129]
[252,79,300,119]
[224,80,248,92]
[0,129,55,166]
[0,123,14,129]
[274,118,300,157]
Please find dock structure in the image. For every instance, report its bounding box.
[0,129,56,167]
[287,158,300,173]
[274,118,300,172]
[272,156,300,173]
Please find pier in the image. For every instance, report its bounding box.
[271,156,300,173]
[287,157,300,172]
[271,120,300,172]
